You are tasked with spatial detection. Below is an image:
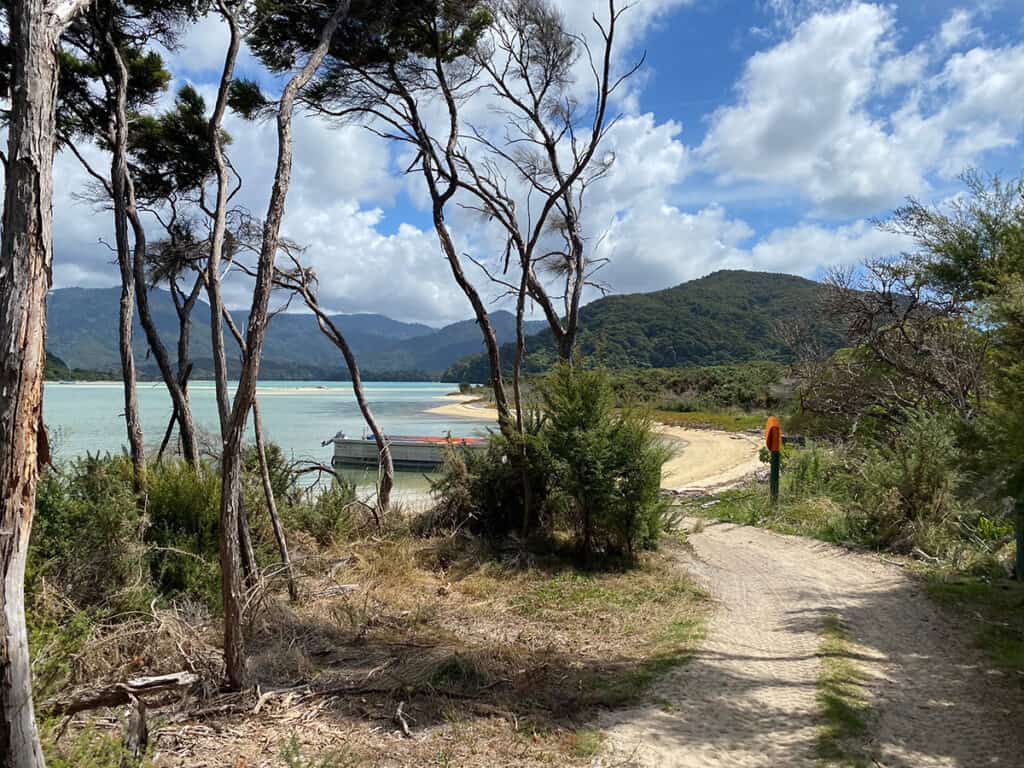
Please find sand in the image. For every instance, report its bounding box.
[425,396,499,419]
[658,427,762,492]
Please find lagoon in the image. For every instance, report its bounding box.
[44,381,492,490]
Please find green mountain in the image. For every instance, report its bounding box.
[443,270,843,382]
[46,287,543,379]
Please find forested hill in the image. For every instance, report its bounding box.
[443,270,843,382]
[46,287,543,380]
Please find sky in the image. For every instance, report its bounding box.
[42,0,1024,326]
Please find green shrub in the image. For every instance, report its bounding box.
[847,410,962,552]
[31,454,150,612]
[426,409,554,539]
[284,481,357,546]
[146,460,221,604]
[541,364,671,561]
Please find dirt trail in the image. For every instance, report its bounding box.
[602,522,1024,767]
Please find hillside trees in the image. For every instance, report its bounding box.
[0,1,95,764]
[796,172,1024,578]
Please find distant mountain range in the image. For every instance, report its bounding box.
[45,286,545,380]
[46,271,840,382]
[442,270,843,382]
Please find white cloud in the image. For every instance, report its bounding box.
[939,8,982,51]
[701,3,922,215]
[700,2,1024,216]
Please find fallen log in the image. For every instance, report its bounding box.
[46,672,199,717]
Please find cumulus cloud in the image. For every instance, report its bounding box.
[700,2,1024,216]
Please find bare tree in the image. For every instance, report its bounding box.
[456,0,634,360]
[0,2,94,763]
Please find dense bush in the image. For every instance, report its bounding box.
[429,365,671,562]
[283,480,357,547]
[146,460,222,604]
[31,454,150,612]
[713,407,1015,572]
[426,410,552,539]
[608,362,788,412]
[847,410,963,551]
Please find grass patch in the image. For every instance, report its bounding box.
[925,577,1024,678]
[652,409,767,432]
[816,616,872,768]
[586,618,705,708]
[563,728,604,758]
[693,487,857,547]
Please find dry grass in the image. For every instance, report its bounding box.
[54,535,707,767]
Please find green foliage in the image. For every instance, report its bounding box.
[42,722,152,768]
[130,83,225,203]
[429,365,671,561]
[146,460,222,604]
[444,270,845,381]
[846,410,962,551]
[608,361,787,412]
[540,364,670,560]
[284,481,358,547]
[31,454,150,611]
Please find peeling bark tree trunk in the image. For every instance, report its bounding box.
[109,38,146,494]
[0,2,92,765]
[217,2,349,690]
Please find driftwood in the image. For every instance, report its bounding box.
[46,672,199,717]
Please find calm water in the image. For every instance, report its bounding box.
[44,381,492,491]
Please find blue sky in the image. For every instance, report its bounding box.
[45,1,1024,325]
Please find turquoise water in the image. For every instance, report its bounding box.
[44,381,493,479]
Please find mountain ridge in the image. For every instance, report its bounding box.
[46,286,544,379]
[442,270,843,381]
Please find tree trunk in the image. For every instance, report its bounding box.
[216,2,349,690]
[253,400,298,601]
[514,262,532,538]
[305,303,393,521]
[109,41,146,494]
[219,306,294,594]
[0,2,90,764]
[206,7,241,439]
[127,196,200,470]
[432,212,514,438]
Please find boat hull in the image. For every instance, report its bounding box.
[332,436,487,470]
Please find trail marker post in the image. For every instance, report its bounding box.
[765,416,781,505]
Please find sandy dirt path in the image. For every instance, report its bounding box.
[601,522,1024,767]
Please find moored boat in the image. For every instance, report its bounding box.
[330,432,487,470]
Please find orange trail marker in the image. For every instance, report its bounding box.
[765,416,782,503]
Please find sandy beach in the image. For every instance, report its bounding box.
[657,426,762,492]
[426,395,498,419]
